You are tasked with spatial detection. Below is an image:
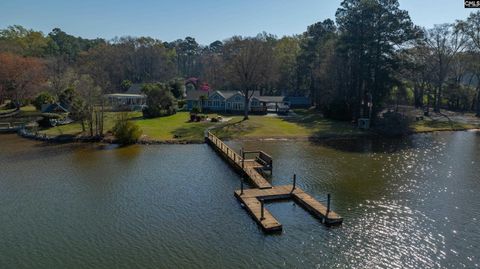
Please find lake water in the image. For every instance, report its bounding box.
[0,132,479,269]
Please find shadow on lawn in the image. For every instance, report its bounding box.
[210,118,254,140]
[172,122,214,142]
[280,110,414,153]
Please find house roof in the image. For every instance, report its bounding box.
[218,91,242,100]
[185,90,211,101]
[186,89,287,103]
[125,83,143,94]
[105,93,146,98]
[256,96,285,103]
[41,103,69,113]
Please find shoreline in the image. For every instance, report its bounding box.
[11,126,480,145]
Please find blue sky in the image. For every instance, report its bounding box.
[0,0,473,45]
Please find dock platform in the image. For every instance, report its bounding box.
[206,131,343,233]
[234,185,343,232]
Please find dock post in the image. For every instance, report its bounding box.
[260,199,265,220]
[327,194,331,216]
[241,148,245,170]
[291,174,296,192]
[240,178,244,195]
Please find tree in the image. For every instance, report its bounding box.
[397,44,435,110]
[120,80,132,91]
[141,83,177,118]
[424,23,468,112]
[112,113,142,145]
[335,0,417,120]
[0,25,49,57]
[223,36,274,120]
[33,91,56,110]
[0,52,46,106]
[75,75,102,136]
[168,78,185,99]
[461,11,480,116]
[275,36,301,96]
[297,20,337,105]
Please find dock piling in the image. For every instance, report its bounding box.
[327,194,331,216]
[260,199,265,220]
[292,174,296,192]
[206,131,343,232]
[240,178,244,195]
[241,148,245,169]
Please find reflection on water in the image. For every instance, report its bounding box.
[313,136,415,153]
[0,132,479,269]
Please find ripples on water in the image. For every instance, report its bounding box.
[1,132,479,269]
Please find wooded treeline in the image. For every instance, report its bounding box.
[1,0,480,121]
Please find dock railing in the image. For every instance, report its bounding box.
[206,131,242,164]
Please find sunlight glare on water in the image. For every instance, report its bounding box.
[0,131,479,268]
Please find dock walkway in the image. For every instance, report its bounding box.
[206,131,343,233]
[206,132,272,189]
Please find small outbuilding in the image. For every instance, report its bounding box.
[104,93,147,111]
[41,103,70,113]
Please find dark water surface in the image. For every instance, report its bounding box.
[0,132,479,269]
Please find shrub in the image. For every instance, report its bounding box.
[375,111,411,137]
[33,92,56,111]
[177,99,186,109]
[120,80,132,91]
[112,113,142,145]
[190,107,200,114]
[141,83,177,118]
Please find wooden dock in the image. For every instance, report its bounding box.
[206,132,272,189]
[206,131,343,233]
[234,185,343,232]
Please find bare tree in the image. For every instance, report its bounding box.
[424,24,468,112]
[461,11,480,116]
[223,36,274,120]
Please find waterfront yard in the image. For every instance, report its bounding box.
[33,108,480,142]
[213,110,365,140]
[39,112,216,142]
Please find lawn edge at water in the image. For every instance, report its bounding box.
[12,109,480,145]
[14,124,480,145]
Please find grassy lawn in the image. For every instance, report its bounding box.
[35,108,480,143]
[40,111,216,142]
[40,112,142,137]
[213,109,365,140]
[134,112,215,141]
[411,119,479,133]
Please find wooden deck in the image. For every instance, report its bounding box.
[206,131,343,233]
[206,132,272,189]
[234,185,343,232]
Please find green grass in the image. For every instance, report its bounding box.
[411,119,478,133]
[134,112,215,141]
[20,105,37,112]
[40,112,142,136]
[213,109,365,139]
[38,108,480,143]
[41,109,366,142]
[40,111,216,142]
